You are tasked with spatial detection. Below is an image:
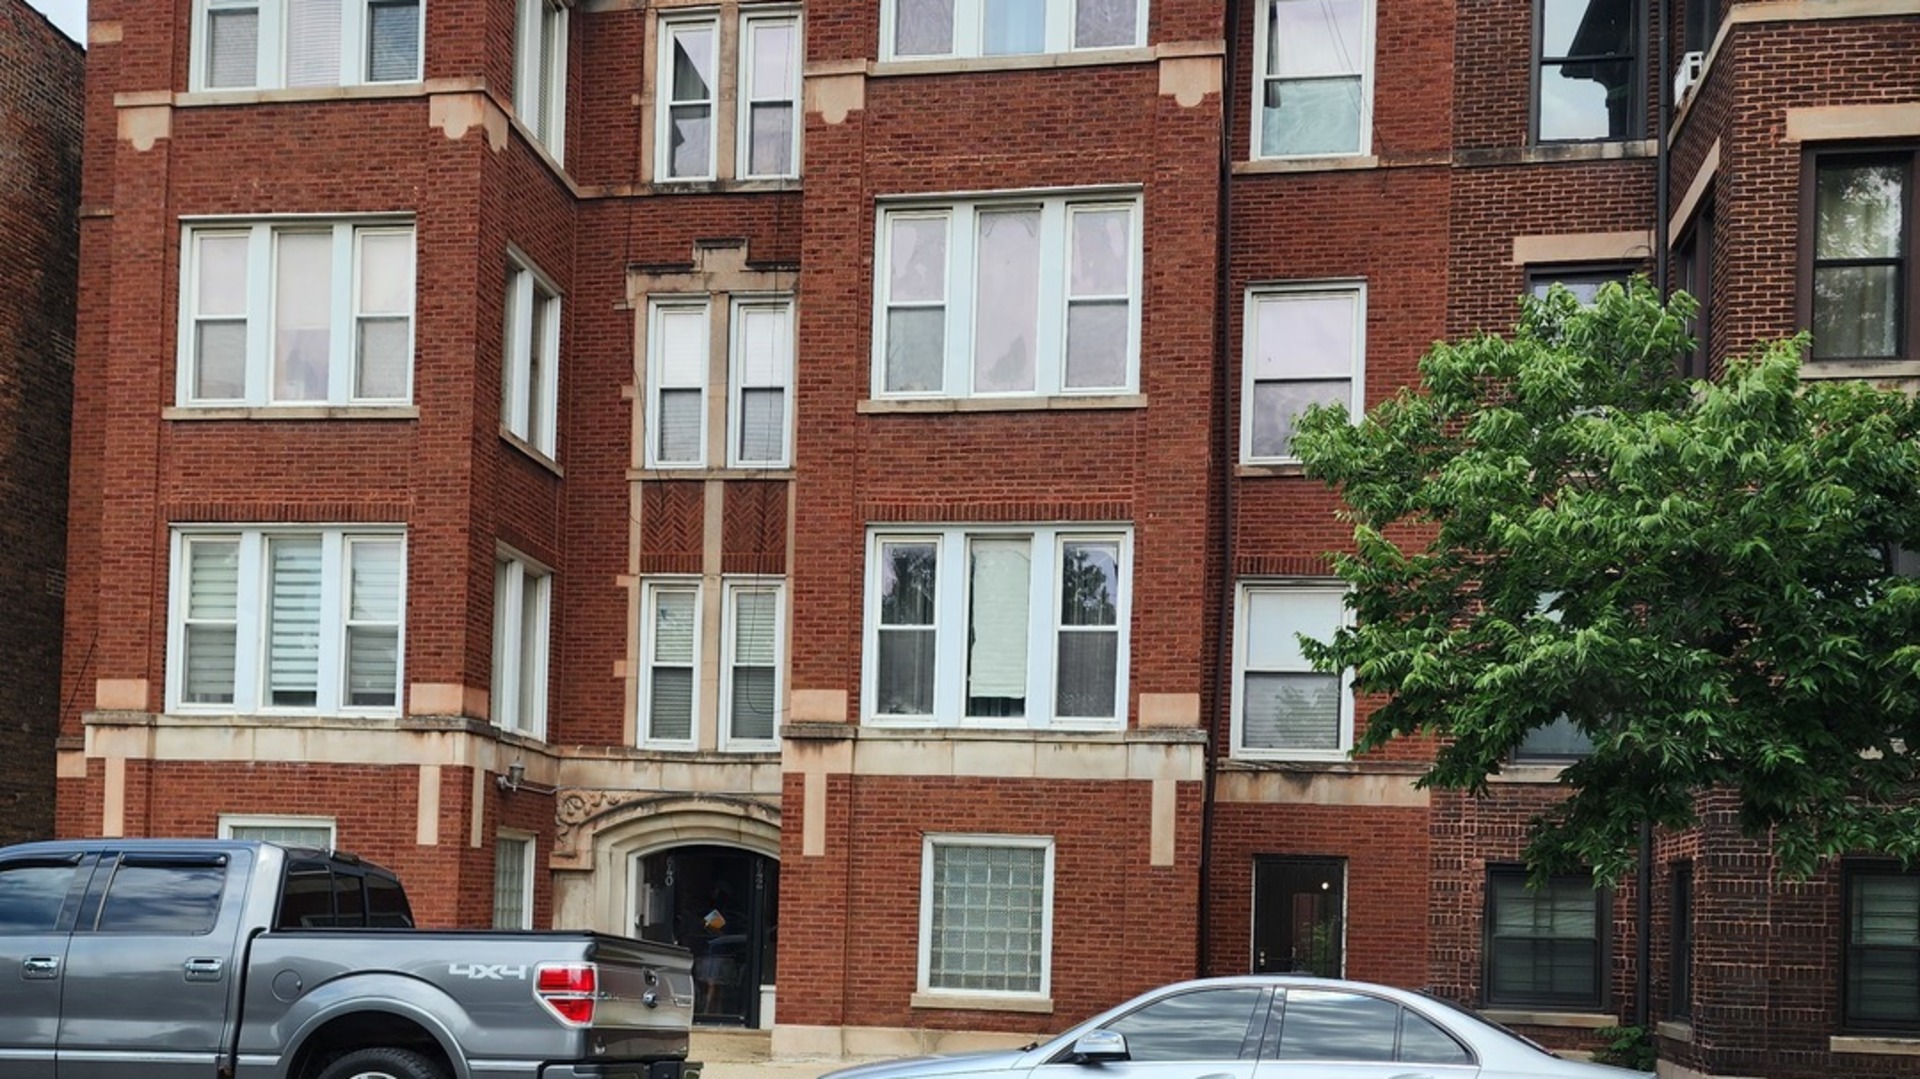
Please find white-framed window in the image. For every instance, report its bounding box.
[514,0,569,155]
[884,0,1145,59]
[918,834,1054,998]
[492,553,552,739]
[193,0,424,91]
[729,298,794,468]
[865,526,1130,728]
[639,579,701,748]
[178,219,415,409]
[721,579,784,749]
[493,832,535,930]
[1232,580,1353,759]
[874,193,1141,400]
[1252,0,1374,159]
[503,255,562,456]
[646,298,711,468]
[739,10,801,179]
[219,814,338,848]
[167,527,406,715]
[659,15,719,181]
[1241,283,1365,464]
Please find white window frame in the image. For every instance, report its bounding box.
[727,296,795,468]
[218,814,338,847]
[862,525,1132,730]
[190,0,426,92]
[719,578,785,751]
[514,0,570,157]
[1231,579,1354,761]
[917,834,1055,1001]
[737,8,803,180]
[1250,0,1376,160]
[493,831,536,930]
[165,526,407,717]
[657,14,720,182]
[871,192,1143,401]
[493,550,552,740]
[1240,281,1366,465]
[638,577,703,749]
[176,218,416,409]
[645,297,713,469]
[880,0,1147,60]
[503,253,562,457]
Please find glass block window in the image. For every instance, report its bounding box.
[493,834,533,930]
[922,837,1052,995]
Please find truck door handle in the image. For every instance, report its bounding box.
[184,957,225,982]
[22,956,59,979]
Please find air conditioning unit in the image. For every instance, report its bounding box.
[1673,50,1706,102]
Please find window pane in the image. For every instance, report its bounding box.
[273,231,333,402]
[1488,873,1601,1005]
[1254,293,1358,379]
[1268,0,1365,77]
[1243,671,1341,749]
[928,844,1045,992]
[896,0,955,55]
[1065,303,1129,389]
[1055,630,1117,718]
[1850,948,1920,1022]
[1075,0,1138,48]
[1854,877,1920,945]
[1245,588,1340,670]
[185,625,239,704]
[367,0,421,81]
[350,540,401,621]
[185,540,241,705]
[983,0,1046,55]
[881,542,937,626]
[0,864,78,933]
[493,839,529,929]
[358,232,412,315]
[1542,0,1633,56]
[196,323,249,399]
[671,26,715,99]
[96,863,226,934]
[357,320,410,398]
[1251,379,1349,459]
[286,0,342,87]
[267,537,323,707]
[649,669,694,740]
[1818,164,1906,260]
[1813,265,1902,359]
[877,629,937,715]
[736,304,789,385]
[657,389,703,463]
[1538,60,1635,141]
[731,667,777,741]
[1060,542,1118,626]
[1070,209,1131,296]
[1275,990,1399,1061]
[748,104,795,176]
[198,235,250,317]
[653,589,696,663]
[738,387,786,464]
[886,310,945,393]
[1105,988,1264,1062]
[1400,1009,1473,1064]
[208,8,260,88]
[669,105,712,178]
[1262,77,1364,156]
[517,572,545,727]
[749,21,795,96]
[974,209,1041,393]
[1516,713,1595,759]
[730,589,778,740]
[890,217,949,303]
[656,306,707,386]
[967,539,1031,714]
[346,626,398,706]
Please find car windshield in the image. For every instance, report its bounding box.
[1414,991,1554,1055]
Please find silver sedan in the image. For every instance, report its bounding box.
[822,976,1652,1079]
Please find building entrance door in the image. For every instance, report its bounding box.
[1252,856,1345,976]
[634,845,778,1027]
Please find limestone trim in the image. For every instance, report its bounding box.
[1656,1020,1694,1043]
[1785,104,1920,144]
[909,991,1054,1014]
[556,792,780,934]
[1833,1035,1920,1056]
[778,727,1207,781]
[1511,230,1654,267]
[1670,140,1720,241]
[857,394,1147,414]
[1213,763,1430,807]
[162,405,421,422]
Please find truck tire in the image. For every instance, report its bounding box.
[314,1047,448,1079]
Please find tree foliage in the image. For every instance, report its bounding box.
[1292,280,1920,883]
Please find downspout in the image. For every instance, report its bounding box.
[1197,0,1241,978]
[1639,0,1673,1036]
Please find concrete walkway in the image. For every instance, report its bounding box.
[691,1029,877,1079]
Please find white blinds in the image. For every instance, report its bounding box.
[207,5,261,88]
[354,230,413,400]
[346,540,401,707]
[267,538,324,707]
[185,541,241,705]
[654,305,707,464]
[1241,586,1345,750]
[286,0,343,87]
[729,589,778,741]
[734,303,790,465]
[366,0,420,82]
[648,590,697,740]
[966,539,1030,702]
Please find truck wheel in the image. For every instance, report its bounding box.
[315,1047,448,1079]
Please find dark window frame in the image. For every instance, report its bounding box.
[1798,147,1917,363]
[1483,864,1612,1011]
[1526,263,1640,306]
[1531,0,1645,143]
[1669,861,1692,1020]
[1841,860,1920,1033]
[1675,201,1715,380]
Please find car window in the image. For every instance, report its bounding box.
[0,861,80,933]
[334,870,367,926]
[93,859,226,934]
[1274,989,1400,1061]
[1399,1006,1474,1064]
[278,860,335,928]
[1103,987,1266,1062]
[366,874,413,927]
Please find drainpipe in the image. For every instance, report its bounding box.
[1198,0,1241,979]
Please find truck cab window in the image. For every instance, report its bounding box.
[94,860,226,934]
[367,874,413,928]
[278,861,335,928]
[0,862,80,933]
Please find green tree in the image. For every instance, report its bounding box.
[1292,280,1920,882]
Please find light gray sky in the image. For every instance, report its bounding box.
[25,0,86,45]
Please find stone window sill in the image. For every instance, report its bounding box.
[910,991,1053,1014]
[1656,1020,1694,1043]
[859,394,1145,414]
[1479,1009,1617,1029]
[1832,1035,1920,1056]
[165,405,420,422]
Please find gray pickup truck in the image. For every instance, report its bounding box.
[0,838,701,1079]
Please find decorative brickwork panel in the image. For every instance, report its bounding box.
[721,481,787,576]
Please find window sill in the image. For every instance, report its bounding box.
[1235,154,1380,174]
[859,394,1146,414]
[1833,1036,1920,1056]
[1657,1020,1694,1043]
[500,428,564,477]
[627,467,796,481]
[1229,749,1354,764]
[1455,139,1658,168]
[1480,1009,1616,1029]
[1491,762,1578,784]
[1802,359,1920,381]
[152,79,451,108]
[164,405,420,422]
[638,177,803,195]
[867,47,1158,78]
[910,991,1053,1014]
[1236,461,1307,478]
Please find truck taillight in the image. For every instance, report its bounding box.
[535,962,598,1026]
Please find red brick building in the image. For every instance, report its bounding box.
[1,0,83,847]
[54,0,1920,1076]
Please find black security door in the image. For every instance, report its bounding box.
[1252,856,1345,976]
[637,845,778,1027]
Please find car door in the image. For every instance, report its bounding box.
[0,851,91,1079]
[56,849,250,1079]
[1254,988,1481,1079]
[1032,985,1271,1079]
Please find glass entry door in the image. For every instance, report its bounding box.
[1252,856,1345,976]
[636,845,778,1026]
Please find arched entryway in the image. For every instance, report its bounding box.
[634,845,779,1027]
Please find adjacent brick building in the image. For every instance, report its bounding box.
[52,0,1920,1076]
[0,0,82,846]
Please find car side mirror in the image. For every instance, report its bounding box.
[1071,1029,1129,1064]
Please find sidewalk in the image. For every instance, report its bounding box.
[691,1029,875,1079]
